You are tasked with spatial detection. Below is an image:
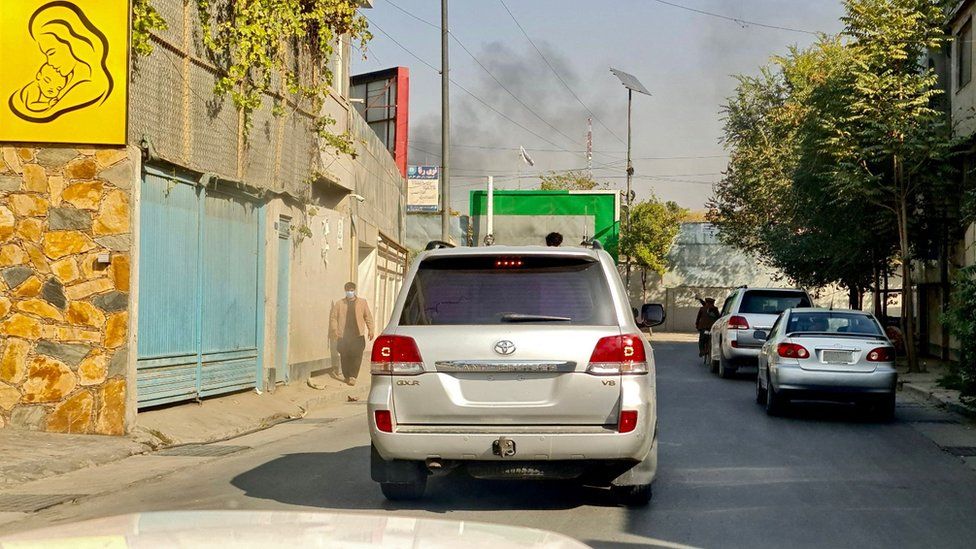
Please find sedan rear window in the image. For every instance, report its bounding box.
[786,312,883,336]
[739,290,811,315]
[400,256,616,326]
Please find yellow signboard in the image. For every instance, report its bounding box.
[0,0,129,145]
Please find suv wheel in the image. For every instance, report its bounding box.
[718,354,736,379]
[380,478,427,500]
[611,483,652,507]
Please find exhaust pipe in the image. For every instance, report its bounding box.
[426,458,443,473]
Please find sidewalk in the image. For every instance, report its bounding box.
[898,358,976,419]
[0,370,369,489]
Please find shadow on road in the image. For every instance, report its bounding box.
[231,446,625,512]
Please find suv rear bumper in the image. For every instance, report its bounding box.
[370,425,652,462]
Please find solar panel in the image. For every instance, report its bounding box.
[611,68,651,96]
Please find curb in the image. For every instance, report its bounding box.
[901,382,976,419]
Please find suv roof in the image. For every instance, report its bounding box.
[735,287,807,293]
[418,245,605,260]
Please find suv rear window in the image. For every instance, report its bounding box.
[739,290,810,315]
[400,255,616,326]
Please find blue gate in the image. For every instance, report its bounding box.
[137,167,263,408]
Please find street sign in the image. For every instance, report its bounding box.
[0,0,130,145]
[407,165,440,212]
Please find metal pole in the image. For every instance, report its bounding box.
[440,0,451,241]
[486,175,494,244]
[625,88,633,286]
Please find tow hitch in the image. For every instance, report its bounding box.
[492,437,517,457]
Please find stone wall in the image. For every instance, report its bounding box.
[0,145,133,435]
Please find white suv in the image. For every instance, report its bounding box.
[368,244,664,506]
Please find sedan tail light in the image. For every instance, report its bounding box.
[777,342,810,359]
[866,347,895,362]
[728,315,750,330]
[587,334,648,375]
[371,335,425,375]
[618,410,638,433]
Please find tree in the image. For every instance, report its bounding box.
[822,0,956,371]
[539,170,603,191]
[709,41,898,309]
[710,0,958,372]
[619,196,687,301]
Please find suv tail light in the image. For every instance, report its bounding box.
[777,342,810,359]
[618,410,638,433]
[587,334,648,375]
[371,335,424,375]
[374,410,393,433]
[728,315,750,330]
[866,347,894,362]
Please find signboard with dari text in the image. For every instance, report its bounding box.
[407,165,440,213]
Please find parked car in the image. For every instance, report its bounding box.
[754,308,897,419]
[368,243,665,506]
[708,287,813,378]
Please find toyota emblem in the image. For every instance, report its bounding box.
[494,340,516,355]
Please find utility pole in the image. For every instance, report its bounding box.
[610,68,650,288]
[586,117,593,178]
[440,0,451,241]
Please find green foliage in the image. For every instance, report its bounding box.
[942,266,976,397]
[195,0,371,141]
[539,170,604,191]
[132,0,168,57]
[619,196,686,276]
[710,1,959,370]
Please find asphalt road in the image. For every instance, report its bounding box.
[7,339,976,548]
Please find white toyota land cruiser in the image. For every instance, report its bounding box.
[367,242,664,506]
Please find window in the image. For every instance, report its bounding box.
[400,256,615,326]
[769,315,784,338]
[958,18,972,90]
[785,312,884,336]
[738,290,811,315]
[720,293,736,316]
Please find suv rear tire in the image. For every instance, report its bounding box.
[611,483,652,507]
[380,479,427,500]
[718,354,736,379]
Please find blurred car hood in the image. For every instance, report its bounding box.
[0,510,590,549]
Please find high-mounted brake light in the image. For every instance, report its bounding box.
[371,335,424,375]
[587,334,648,375]
[374,410,393,433]
[729,315,750,330]
[777,342,810,359]
[866,347,894,362]
[618,410,638,433]
[494,257,524,268]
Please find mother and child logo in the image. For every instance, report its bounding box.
[8,1,113,123]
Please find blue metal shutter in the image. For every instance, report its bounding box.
[136,169,263,408]
[199,189,260,396]
[136,171,202,407]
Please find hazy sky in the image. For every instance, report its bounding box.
[352,0,846,212]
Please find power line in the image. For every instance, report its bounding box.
[385,0,584,149]
[365,17,573,151]
[410,140,725,160]
[498,0,626,146]
[649,0,818,35]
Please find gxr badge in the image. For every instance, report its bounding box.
[494,340,516,355]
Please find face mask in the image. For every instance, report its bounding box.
[345,291,356,299]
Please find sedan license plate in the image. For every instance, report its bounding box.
[822,350,854,364]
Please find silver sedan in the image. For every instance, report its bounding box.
[755,308,897,420]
